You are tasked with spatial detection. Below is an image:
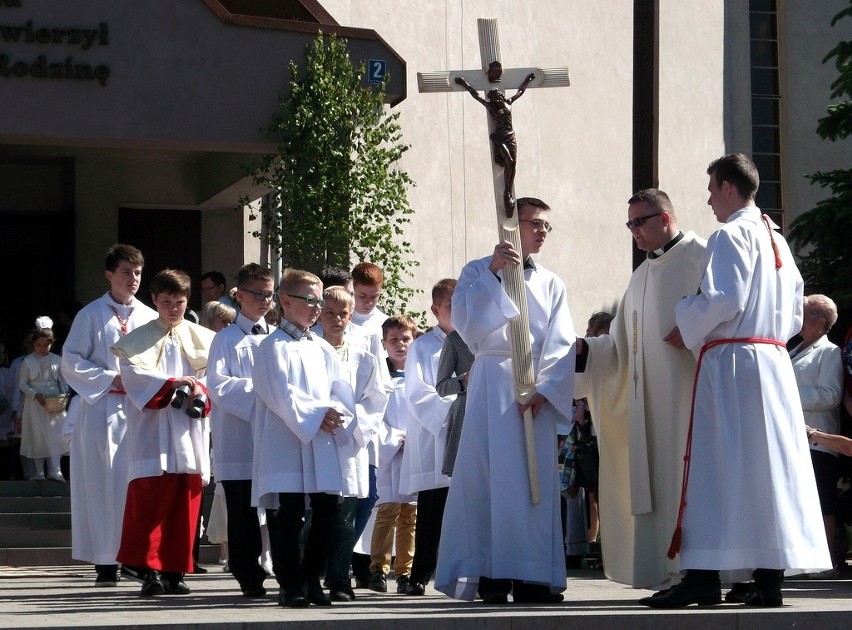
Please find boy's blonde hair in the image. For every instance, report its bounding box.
[278,268,321,295]
[323,286,355,310]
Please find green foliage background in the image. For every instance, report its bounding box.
[240,34,422,320]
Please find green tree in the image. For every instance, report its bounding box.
[241,33,420,317]
[788,2,852,310]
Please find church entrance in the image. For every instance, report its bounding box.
[118,207,203,312]
[0,159,75,363]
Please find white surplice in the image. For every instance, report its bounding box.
[207,313,267,481]
[251,330,355,509]
[376,372,416,505]
[118,327,213,484]
[335,341,389,497]
[61,293,156,564]
[674,208,831,580]
[435,256,576,601]
[400,327,455,494]
[575,232,706,588]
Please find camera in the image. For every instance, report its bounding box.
[171,384,191,409]
[171,384,207,418]
[186,393,208,419]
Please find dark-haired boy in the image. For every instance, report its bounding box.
[207,263,275,598]
[369,315,418,593]
[400,279,457,595]
[62,244,157,587]
[112,269,215,597]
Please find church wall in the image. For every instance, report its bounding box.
[780,0,850,225]
[321,0,636,328]
[73,155,202,301]
[657,0,728,241]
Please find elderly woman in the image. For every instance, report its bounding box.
[789,294,843,576]
[200,301,237,333]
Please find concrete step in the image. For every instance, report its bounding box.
[0,544,220,567]
[0,480,70,497]
[0,547,84,567]
[0,528,71,547]
[0,512,72,530]
[0,496,71,513]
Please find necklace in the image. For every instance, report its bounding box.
[108,304,132,336]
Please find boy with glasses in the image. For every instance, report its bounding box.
[207,263,275,599]
[251,269,356,607]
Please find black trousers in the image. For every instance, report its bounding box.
[272,492,338,593]
[221,479,267,590]
[410,486,448,585]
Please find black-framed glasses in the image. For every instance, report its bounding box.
[287,294,325,308]
[240,288,275,302]
[519,219,553,233]
[625,212,662,230]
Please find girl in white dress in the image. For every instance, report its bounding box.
[18,317,69,481]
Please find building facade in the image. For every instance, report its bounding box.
[0,0,847,355]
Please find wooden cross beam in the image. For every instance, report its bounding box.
[418,18,570,505]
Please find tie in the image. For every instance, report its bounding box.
[251,324,264,335]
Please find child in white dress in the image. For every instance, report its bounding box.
[18,316,68,481]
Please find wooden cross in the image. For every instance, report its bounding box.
[418,18,570,505]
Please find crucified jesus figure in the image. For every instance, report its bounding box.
[455,70,536,217]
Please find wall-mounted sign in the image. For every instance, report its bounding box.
[0,2,111,86]
[368,59,385,85]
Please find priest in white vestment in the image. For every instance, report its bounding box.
[575,189,706,589]
[436,197,575,604]
[644,154,831,609]
[61,245,156,587]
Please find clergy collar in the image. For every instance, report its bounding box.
[279,318,313,341]
[648,231,684,259]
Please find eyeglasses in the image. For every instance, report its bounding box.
[287,294,325,308]
[240,288,275,302]
[519,219,553,233]
[625,212,663,230]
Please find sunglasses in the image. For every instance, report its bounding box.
[625,212,662,230]
[240,288,275,301]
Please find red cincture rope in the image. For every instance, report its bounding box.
[761,214,783,269]
[666,336,787,559]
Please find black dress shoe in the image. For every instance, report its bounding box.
[512,583,564,604]
[743,589,782,607]
[162,572,190,595]
[405,582,426,596]
[307,584,332,606]
[368,570,387,592]
[395,574,410,594]
[242,585,267,598]
[481,591,509,604]
[140,571,165,597]
[724,582,753,603]
[639,578,721,608]
[192,563,208,574]
[330,588,355,602]
[278,590,309,608]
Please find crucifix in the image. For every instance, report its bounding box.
[418,18,570,505]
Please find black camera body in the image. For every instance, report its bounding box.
[186,393,208,419]
[171,384,207,418]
